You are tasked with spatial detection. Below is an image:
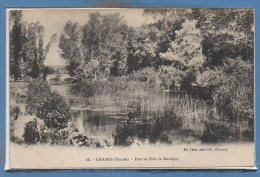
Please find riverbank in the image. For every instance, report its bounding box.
[9,79,254,146]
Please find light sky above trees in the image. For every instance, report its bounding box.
[19,9,155,66]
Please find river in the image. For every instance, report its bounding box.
[50,83,254,146]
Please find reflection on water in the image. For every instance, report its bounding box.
[112,116,205,145]
[51,84,254,146]
[72,110,126,143]
[71,108,254,146]
[71,109,254,145]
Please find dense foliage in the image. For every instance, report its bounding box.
[59,13,129,79]
[9,10,57,80]
[9,9,254,146]
[27,79,71,129]
[196,58,254,120]
[23,119,40,144]
[63,8,254,123]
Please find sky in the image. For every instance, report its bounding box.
[18,8,155,66]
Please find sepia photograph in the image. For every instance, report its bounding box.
[6,8,255,169]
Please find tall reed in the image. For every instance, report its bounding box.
[71,79,211,122]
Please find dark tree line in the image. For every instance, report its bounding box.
[58,9,253,80]
[59,12,129,79]
[58,9,254,121]
[9,9,254,121]
[9,10,57,81]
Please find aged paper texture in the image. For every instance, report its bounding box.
[6,8,255,169]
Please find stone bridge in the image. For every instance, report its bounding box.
[46,74,75,84]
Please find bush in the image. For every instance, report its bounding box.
[36,91,71,129]
[70,80,94,98]
[10,99,20,120]
[27,79,52,114]
[113,123,135,146]
[158,66,185,90]
[196,58,254,121]
[27,79,71,129]
[129,67,159,89]
[23,119,40,144]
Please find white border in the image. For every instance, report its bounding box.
[253,8,256,168]
[5,8,10,171]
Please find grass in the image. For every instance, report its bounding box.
[70,78,211,123]
[71,77,254,143]
[9,78,254,145]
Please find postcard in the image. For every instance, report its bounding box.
[6,8,255,169]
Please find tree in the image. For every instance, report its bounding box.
[144,8,254,67]
[126,26,158,73]
[23,23,57,79]
[83,59,100,80]
[160,19,204,69]
[81,13,129,78]
[59,21,81,76]
[9,10,23,81]
[143,9,194,66]
[42,33,57,78]
[192,9,254,66]
[159,19,204,91]
[195,58,254,121]
[9,10,57,80]
[21,22,48,79]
